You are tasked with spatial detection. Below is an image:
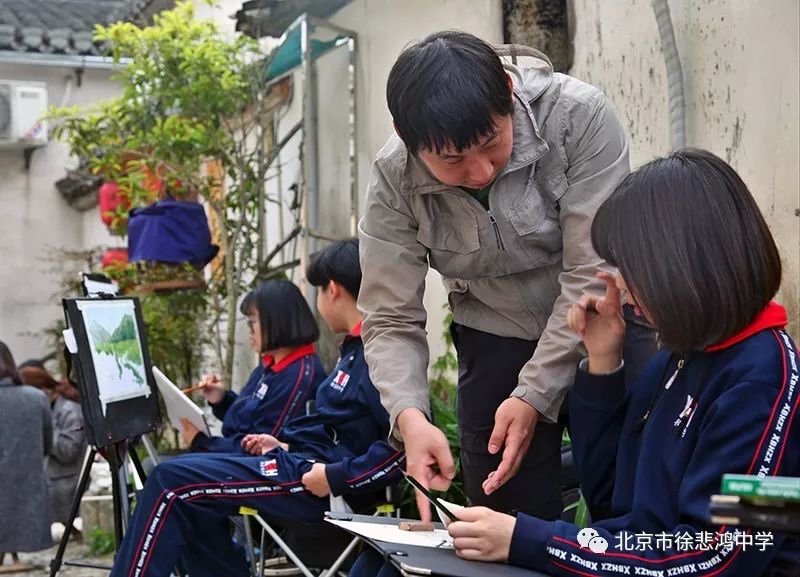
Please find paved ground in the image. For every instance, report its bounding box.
[0,541,113,577]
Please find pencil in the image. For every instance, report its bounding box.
[402,472,459,523]
[181,383,207,394]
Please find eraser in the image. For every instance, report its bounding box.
[398,521,434,532]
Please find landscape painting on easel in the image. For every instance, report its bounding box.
[77,299,151,413]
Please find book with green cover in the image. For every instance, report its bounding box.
[721,474,800,504]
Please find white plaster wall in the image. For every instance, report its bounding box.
[0,64,119,362]
[569,0,800,338]
[258,0,504,369]
[191,0,243,38]
[328,0,504,365]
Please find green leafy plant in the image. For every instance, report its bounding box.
[48,0,278,385]
[561,429,589,527]
[86,526,115,556]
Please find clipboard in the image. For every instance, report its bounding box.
[152,366,211,436]
[325,512,548,577]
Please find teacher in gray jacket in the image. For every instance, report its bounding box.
[359,31,655,521]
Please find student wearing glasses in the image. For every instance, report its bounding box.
[182,280,325,453]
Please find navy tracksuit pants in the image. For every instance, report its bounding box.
[111,451,328,577]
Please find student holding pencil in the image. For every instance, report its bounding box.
[352,149,799,577]
[182,280,325,453]
[109,239,406,577]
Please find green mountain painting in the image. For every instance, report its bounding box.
[87,311,144,385]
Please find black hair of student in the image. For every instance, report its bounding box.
[18,359,45,370]
[0,340,21,384]
[239,280,319,352]
[386,30,514,156]
[591,148,782,352]
[306,238,361,299]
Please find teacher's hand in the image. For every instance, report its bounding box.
[483,398,538,495]
[396,408,455,522]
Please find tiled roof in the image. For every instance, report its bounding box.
[0,0,158,55]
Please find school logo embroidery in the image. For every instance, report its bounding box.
[330,370,350,392]
[259,459,278,477]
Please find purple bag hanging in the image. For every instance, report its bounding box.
[127,200,219,267]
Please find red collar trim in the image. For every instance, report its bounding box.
[339,321,363,345]
[262,343,316,372]
[348,321,363,338]
[705,302,787,352]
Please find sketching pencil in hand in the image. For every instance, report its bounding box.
[181,383,207,395]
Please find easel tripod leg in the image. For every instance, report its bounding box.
[108,445,124,551]
[49,448,96,577]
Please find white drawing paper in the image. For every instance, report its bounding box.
[434,498,465,528]
[83,277,119,297]
[63,328,78,354]
[152,366,210,436]
[325,518,453,549]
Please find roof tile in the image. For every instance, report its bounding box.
[0,0,159,55]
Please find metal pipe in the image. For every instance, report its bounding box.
[58,74,74,107]
[252,515,315,577]
[0,50,128,70]
[242,518,258,577]
[299,16,311,297]
[651,0,686,150]
[274,115,286,265]
[306,15,358,39]
[348,35,358,236]
[322,536,361,576]
[256,114,266,265]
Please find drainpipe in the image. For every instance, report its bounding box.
[0,51,128,70]
[651,0,686,150]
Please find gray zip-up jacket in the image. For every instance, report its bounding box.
[358,56,629,441]
[47,395,86,480]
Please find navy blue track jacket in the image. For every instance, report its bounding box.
[281,323,406,507]
[508,303,800,576]
[191,344,324,453]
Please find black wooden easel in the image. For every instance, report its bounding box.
[49,439,148,575]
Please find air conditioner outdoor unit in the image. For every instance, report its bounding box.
[0,80,48,148]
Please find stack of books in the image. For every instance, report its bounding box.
[709,474,800,534]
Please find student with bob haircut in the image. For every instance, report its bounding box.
[305,237,361,303]
[183,279,325,453]
[109,239,406,577]
[352,149,799,577]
